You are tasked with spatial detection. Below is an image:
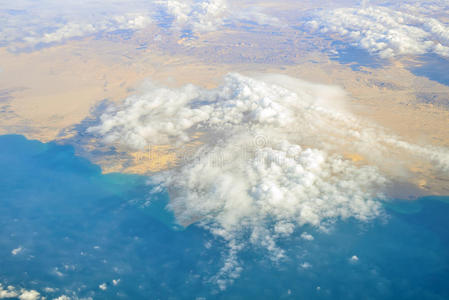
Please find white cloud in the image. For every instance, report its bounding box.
[53,268,64,277]
[0,0,153,49]
[0,284,41,300]
[12,246,23,255]
[300,232,314,241]
[0,283,86,300]
[349,255,359,263]
[2,0,284,49]
[88,72,449,289]
[300,262,312,269]
[159,0,227,32]
[99,283,107,291]
[400,0,449,15]
[157,0,283,34]
[0,284,19,299]
[233,9,284,28]
[308,5,449,59]
[112,279,120,286]
[19,290,41,300]
[21,13,151,48]
[53,296,71,300]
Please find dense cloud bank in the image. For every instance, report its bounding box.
[0,283,86,300]
[88,73,449,288]
[0,0,154,49]
[159,0,228,32]
[307,3,449,58]
[0,283,40,300]
[2,0,448,55]
[0,0,281,50]
[157,0,283,33]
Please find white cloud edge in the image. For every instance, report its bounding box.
[307,3,449,59]
[157,0,285,34]
[88,72,449,289]
[1,0,285,49]
[12,246,23,255]
[0,1,154,49]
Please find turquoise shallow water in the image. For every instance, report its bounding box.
[0,134,449,299]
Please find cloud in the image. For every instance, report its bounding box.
[158,0,227,32]
[0,284,19,299]
[87,72,449,289]
[2,0,283,49]
[300,262,312,269]
[307,5,449,59]
[300,232,314,241]
[400,0,449,15]
[53,296,71,300]
[0,283,83,300]
[112,279,120,286]
[234,10,284,28]
[0,284,40,300]
[0,0,153,50]
[18,290,40,300]
[21,14,151,47]
[12,246,23,255]
[157,0,283,34]
[349,255,359,263]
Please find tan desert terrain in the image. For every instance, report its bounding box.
[0,27,448,196]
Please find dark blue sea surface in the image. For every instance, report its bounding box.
[409,54,449,87]
[0,134,449,299]
[329,42,384,71]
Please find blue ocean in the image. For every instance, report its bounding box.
[1,135,449,299]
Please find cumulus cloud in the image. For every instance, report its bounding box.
[300,262,312,269]
[53,296,71,300]
[158,0,227,32]
[0,0,153,50]
[88,72,449,289]
[0,284,18,299]
[1,0,284,49]
[157,0,283,34]
[349,255,359,263]
[234,10,284,28]
[300,232,314,241]
[0,283,81,300]
[0,284,40,300]
[112,279,120,286]
[18,290,41,300]
[12,246,23,255]
[21,13,151,47]
[307,5,449,59]
[400,0,449,15]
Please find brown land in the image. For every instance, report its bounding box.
[0,26,448,196]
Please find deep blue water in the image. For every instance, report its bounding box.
[328,41,384,71]
[1,134,449,299]
[409,54,449,87]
